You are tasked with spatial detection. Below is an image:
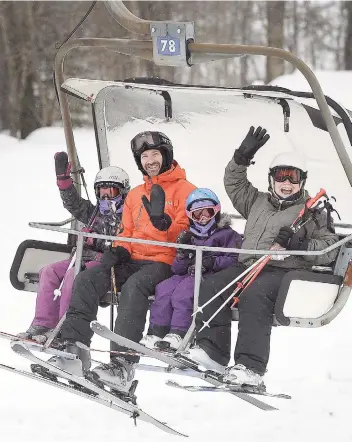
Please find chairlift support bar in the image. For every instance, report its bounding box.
[54,1,352,193]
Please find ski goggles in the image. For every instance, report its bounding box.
[95,183,121,199]
[186,205,221,223]
[269,167,306,184]
[131,132,172,155]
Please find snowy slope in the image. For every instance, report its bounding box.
[1,70,352,441]
[271,70,352,111]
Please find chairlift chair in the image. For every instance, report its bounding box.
[9,1,352,347]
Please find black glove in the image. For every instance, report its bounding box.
[273,226,294,249]
[55,152,73,190]
[100,246,130,270]
[176,230,194,259]
[289,231,310,251]
[55,152,71,179]
[142,184,172,231]
[233,126,270,167]
[188,255,215,276]
[274,226,310,250]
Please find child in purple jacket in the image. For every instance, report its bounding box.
[141,188,242,350]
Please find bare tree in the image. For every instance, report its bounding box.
[266,1,285,82]
[0,1,349,138]
[344,0,352,69]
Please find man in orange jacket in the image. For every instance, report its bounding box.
[54,131,196,392]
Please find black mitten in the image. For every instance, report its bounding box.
[176,230,194,259]
[54,152,72,190]
[100,246,130,270]
[202,255,216,272]
[233,126,270,167]
[142,184,172,231]
[188,255,215,276]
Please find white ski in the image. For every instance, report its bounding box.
[91,321,278,411]
[10,341,187,437]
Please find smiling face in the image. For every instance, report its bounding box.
[140,149,163,177]
[274,179,301,199]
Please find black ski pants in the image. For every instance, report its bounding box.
[195,263,288,375]
[61,260,172,360]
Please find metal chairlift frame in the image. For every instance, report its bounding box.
[26,1,352,350]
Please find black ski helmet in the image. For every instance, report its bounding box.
[131,131,174,175]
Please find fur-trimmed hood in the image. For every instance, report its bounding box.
[217,212,232,229]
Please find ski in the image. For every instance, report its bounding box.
[10,341,187,437]
[91,321,278,411]
[0,361,138,417]
[0,331,78,359]
[165,380,291,399]
[0,331,46,346]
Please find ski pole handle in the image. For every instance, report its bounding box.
[296,188,326,219]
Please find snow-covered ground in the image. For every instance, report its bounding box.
[1,69,352,441]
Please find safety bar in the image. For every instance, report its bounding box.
[30,217,75,227]
[29,221,351,351]
[28,223,352,257]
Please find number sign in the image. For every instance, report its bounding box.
[157,36,181,56]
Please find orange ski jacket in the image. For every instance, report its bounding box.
[113,161,196,265]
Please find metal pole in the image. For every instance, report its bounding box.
[104,1,151,35]
[54,38,154,194]
[177,248,203,352]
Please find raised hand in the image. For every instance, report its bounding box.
[233,126,270,167]
[54,152,72,190]
[142,184,172,231]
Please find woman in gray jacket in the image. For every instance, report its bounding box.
[188,126,339,387]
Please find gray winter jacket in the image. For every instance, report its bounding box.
[60,185,122,262]
[224,158,339,269]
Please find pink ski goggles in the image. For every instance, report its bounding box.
[186,204,221,224]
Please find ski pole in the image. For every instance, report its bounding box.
[231,189,327,307]
[242,188,327,290]
[200,189,328,331]
[53,252,77,300]
[199,252,282,332]
[192,255,267,316]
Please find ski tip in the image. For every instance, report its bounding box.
[10,340,28,351]
[276,393,292,400]
[90,321,105,332]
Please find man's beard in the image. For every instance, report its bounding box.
[145,162,161,176]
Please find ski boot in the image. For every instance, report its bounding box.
[223,364,265,388]
[89,357,137,403]
[155,333,183,350]
[17,324,51,341]
[140,334,162,348]
[31,340,91,379]
[187,346,226,374]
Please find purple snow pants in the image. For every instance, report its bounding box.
[150,274,195,333]
[32,259,100,329]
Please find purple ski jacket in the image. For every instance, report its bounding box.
[171,213,242,275]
